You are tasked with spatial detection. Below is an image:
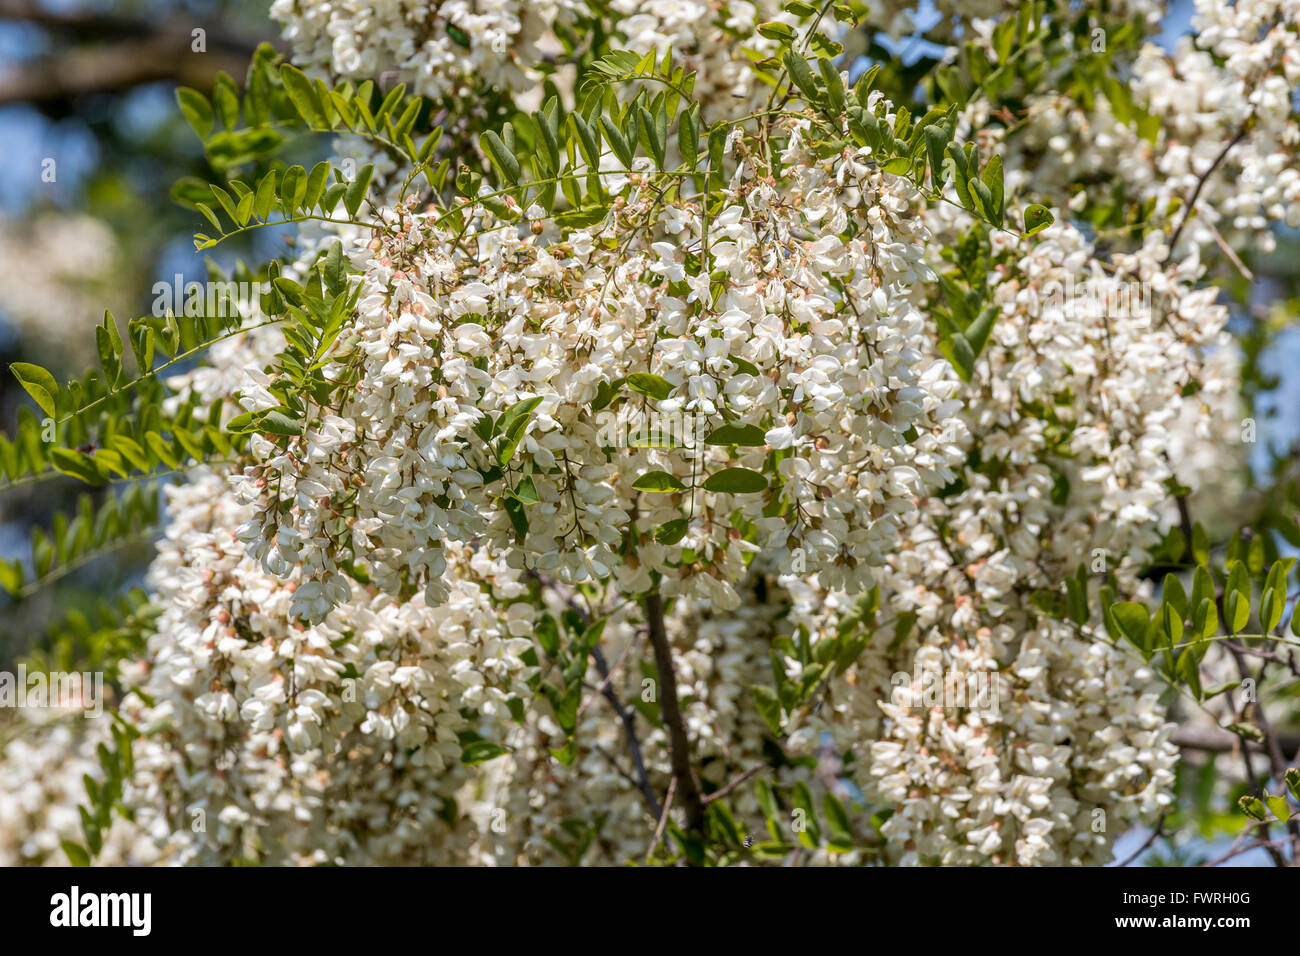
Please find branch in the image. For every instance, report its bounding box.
[1164,120,1251,264]
[645,776,676,862]
[1201,836,1285,868]
[523,568,662,822]
[1172,725,1300,754]
[643,587,705,836]
[592,645,661,821]
[1113,813,1168,867]
[0,1,265,106]
[702,764,764,805]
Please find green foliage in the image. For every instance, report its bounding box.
[525,607,608,765]
[0,484,160,602]
[60,711,140,865]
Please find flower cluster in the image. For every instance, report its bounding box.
[269,0,801,119]
[119,470,534,865]
[1001,0,1300,260]
[269,0,573,99]
[232,113,963,623]
[0,711,155,866]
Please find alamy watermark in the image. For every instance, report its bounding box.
[890,658,999,718]
[594,409,706,450]
[0,665,103,718]
[1021,272,1153,318]
[151,275,269,320]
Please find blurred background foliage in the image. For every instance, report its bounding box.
[0,0,291,668]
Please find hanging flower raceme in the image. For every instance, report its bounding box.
[232,115,965,623]
[120,471,535,865]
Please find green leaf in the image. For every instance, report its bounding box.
[1261,559,1293,632]
[344,164,374,219]
[818,58,846,114]
[50,449,105,486]
[1191,598,1218,642]
[280,64,327,127]
[1225,560,1251,633]
[1264,794,1291,822]
[304,161,331,210]
[1238,795,1267,821]
[784,52,821,103]
[678,105,699,169]
[791,782,821,848]
[212,72,240,129]
[503,495,528,541]
[535,615,561,658]
[964,304,998,358]
[1108,602,1151,654]
[513,475,540,505]
[980,154,1004,221]
[702,468,768,494]
[496,417,531,467]
[625,372,673,401]
[571,114,601,168]
[256,410,303,436]
[754,779,783,841]
[61,841,91,867]
[175,87,213,141]
[494,396,543,438]
[823,793,854,850]
[924,124,952,185]
[600,115,633,168]
[460,741,510,764]
[632,470,686,493]
[10,362,60,417]
[969,177,994,221]
[637,105,666,169]
[758,21,797,42]
[703,423,766,446]
[1191,523,1210,566]
[0,560,23,596]
[752,685,783,735]
[655,518,689,545]
[145,432,178,469]
[937,334,977,382]
[481,130,521,184]
[448,23,471,48]
[1023,204,1054,235]
[279,166,305,213]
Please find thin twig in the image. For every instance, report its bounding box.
[646,776,677,863]
[1114,813,1168,867]
[1164,121,1251,263]
[1202,837,1279,868]
[702,764,765,805]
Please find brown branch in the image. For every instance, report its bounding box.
[1113,813,1168,867]
[592,645,661,821]
[1201,836,1282,868]
[646,776,676,862]
[1164,120,1251,264]
[1172,726,1300,754]
[643,588,705,836]
[0,1,267,106]
[702,764,765,805]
